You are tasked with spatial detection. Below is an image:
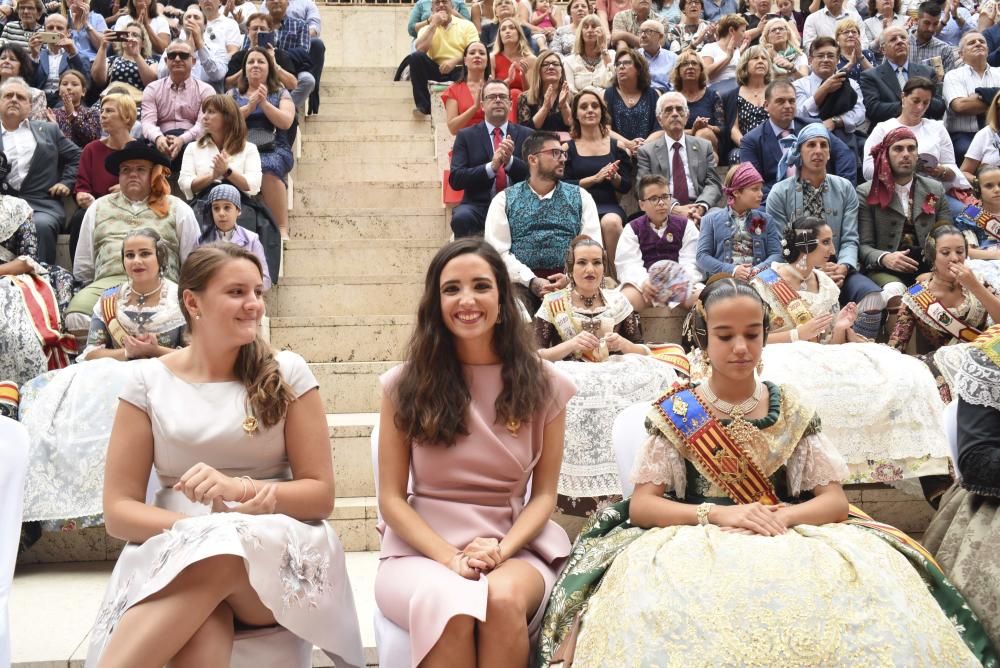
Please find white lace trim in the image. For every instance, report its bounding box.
[631,434,687,495]
[955,347,1000,410]
[784,431,849,496]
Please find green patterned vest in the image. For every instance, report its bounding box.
[505,181,583,271]
[91,193,182,282]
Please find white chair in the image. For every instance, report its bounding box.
[943,400,961,482]
[611,402,654,497]
[0,417,29,668]
[369,423,414,668]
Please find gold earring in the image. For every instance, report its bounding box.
[756,359,764,375]
[700,348,711,369]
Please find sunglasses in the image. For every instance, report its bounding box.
[166,51,191,60]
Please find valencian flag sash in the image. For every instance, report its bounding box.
[649,343,691,377]
[755,268,813,327]
[12,274,76,369]
[654,386,780,505]
[902,282,981,343]
[957,203,1000,243]
[973,324,1000,368]
[100,291,130,348]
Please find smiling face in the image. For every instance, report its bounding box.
[836,23,859,50]
[438,252,500,344]
[570,243,604,293]
[931,233,967,274]
[122,234,160,281]
[188,258,265,345]
[805,224,835,267]
[888,137,917,179]
[705,295,765,382]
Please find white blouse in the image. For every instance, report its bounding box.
[862,117,970,191]
[178,140,263,199]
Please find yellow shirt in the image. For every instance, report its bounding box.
[417,17,479,65]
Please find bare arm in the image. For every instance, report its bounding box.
[259,92,295,130]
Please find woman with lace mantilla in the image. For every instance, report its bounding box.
[536,277,996,667]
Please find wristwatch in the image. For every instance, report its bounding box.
[223,167,233,178]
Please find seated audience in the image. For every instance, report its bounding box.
[564,89,633,263]
[408,0,471,39]
[858,127,952,307]
[742,0,774,46]
[225,12,314,112]
[376,238,570,668]
[478,0,536,52]
[47,70,101,148]
[774,0,805,36]
[802,0,865,51]
[943,31,1000,163]
[112,0,171,54]
[0,44,49,120]
[179,94,262,200]
[189,0,241,88]
[66,141,200,332]
[722,46,772,164]
[30,12,90,107]
[518,49,572,131]
[766,123,887,339]
[604,47,660,150]
[701,0,736,22]
[448,79,531,237]
[636,92,723,221]
[1,0,43,50]
[611,0,667,50]
[69,92,135,259]
[142,40,215,168]
[537,277,992,668]
[443,41,493,134]
[668,0,714,54]
[961,97,1000,185]
[260,0,325,115]
[835,17,874,81]
[67,0,107,63]
[638,18,676,92]
[229,47,295,238]
[671,50,723,155]
[761,16,807,80]
[910,1,957,76]
[83,243,363,666]
[862,0,907,63]
[409,0,479,116]
[617,174,702,310]
[485,130,601,312]
[491,17,535,96]
[196,184,271,289]
[860,26,946,126]
[0,78,80,265]
[793,36,866,153]
[563,14,615,95]
[740,79,857,197]
[699,13,747,93]
[696,163,782,280]
[526,0,563,51]
[551,0,590,56]
[924,326,1000,650]
[91,23,159,93]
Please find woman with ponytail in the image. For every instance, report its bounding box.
[87,243,365,668]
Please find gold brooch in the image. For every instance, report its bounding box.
[242,415,259,436]
[672,395,688,418]
[505,418,521,437]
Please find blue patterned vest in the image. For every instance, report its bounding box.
[505,181,583,271]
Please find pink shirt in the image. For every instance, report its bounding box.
[140,76,215,145]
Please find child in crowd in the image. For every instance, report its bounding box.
[197,184,272,290]
[529,0,561,49]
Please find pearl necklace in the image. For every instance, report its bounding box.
[700,380,764,417]
[131,279,162,307]
[785,262,812,291]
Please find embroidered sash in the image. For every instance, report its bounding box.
[957,203,1000,242]
[12,274,76,370]
[755,268,813,327]
[846,505,942,569]
[100,292,129,349]
[544,292,606,362]
[902,282,982,343]
[973,323,1000,369]
[654,387,780,505]
[649,343,691,377]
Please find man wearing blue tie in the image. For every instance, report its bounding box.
[859,26,946,126]
[740,79,856,197]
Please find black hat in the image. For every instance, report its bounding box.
[105,140,171,176]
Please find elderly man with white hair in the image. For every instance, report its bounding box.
[638,18,677,92]
[943,30,1000,162]
[859,25,945,125]
[636,92,723,223]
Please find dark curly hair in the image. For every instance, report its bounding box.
[783,216,829,264]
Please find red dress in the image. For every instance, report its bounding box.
[494,53,528,92]
[441,81,519,132]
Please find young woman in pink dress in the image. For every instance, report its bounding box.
[375,238,574,667]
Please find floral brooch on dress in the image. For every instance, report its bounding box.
[921,193,940,216]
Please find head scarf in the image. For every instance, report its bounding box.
[866,126,917,208]
[204,184,242,214]
[775,122,829,183]
[723,163,763,207]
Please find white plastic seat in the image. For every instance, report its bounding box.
[943,400,961,482]
[0,417,29,668]
[611,402,654,497]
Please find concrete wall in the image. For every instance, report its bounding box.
[321,6,412,68]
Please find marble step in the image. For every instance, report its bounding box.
[295,159,439,182]
[300,136,436,161]
[288,208,448,241]
[281,239,440,278]
[264,274,424,317]
[317,82,412,99]
[272,315,415,363]
[302,118,431,138]
[293,181,440,210]
[311,361,395,413]
[322,67,398,84]
[10,552,382,667]
[310,104,430,122]
[329,412,378,500]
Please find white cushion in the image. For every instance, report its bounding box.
[612,402,653,498]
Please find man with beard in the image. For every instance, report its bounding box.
[860,26,946,126]
[857,127,951,306]
[485,130,600,311]
[766,123,888,340]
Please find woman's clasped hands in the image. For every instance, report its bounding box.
[712,502,790,537]
[448,537,504,579]
[173,462,278,515]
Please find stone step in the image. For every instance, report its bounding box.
[293,181,441,210]
[317,82,411,99]
[322,67,398,84]
[312,361,395,414]
[329,496,381,553]
[310,104,429,122]
[288,208,448,241]
[295,159,439,182]
[300,136,436,161]
[329,412,378,499]
[265,275,424,317]
[273,315,415,363]
[10,553,382,667]
[282,239,440,278]
[303,119,431,137]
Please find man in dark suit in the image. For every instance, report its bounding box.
[741,79,856,197]
[859,25,946,125]
[0,77,80,264]
[448,79,531,237]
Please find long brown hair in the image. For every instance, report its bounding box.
[178,244,294,429]
[393,239,548,446]
[198,94,248,156]
[238,47,282,95]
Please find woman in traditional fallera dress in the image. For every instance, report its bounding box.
[534,235,685,517]
[537,278,997,667]
[375,239,573,668]
[85,244,363,668]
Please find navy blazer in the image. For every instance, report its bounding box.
[449,121,531,206]
[739,120,857,197]
[34,47,91,107]
[859,61,946,126]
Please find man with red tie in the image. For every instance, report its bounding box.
[448,79,533,237]
[635,92,723,223]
